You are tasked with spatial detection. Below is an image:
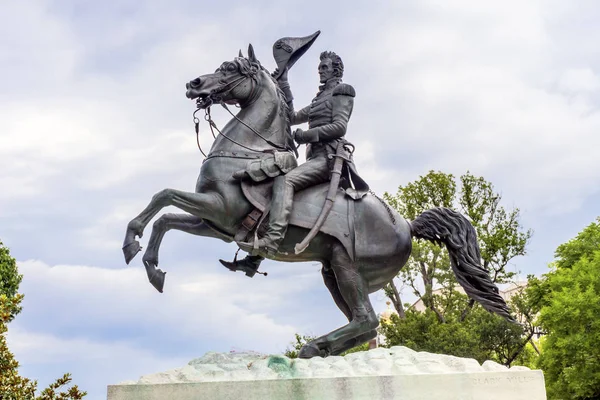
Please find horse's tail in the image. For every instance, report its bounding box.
[409,207,515,322]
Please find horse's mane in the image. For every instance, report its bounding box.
[266,72,291,128]
[235,57,290,129]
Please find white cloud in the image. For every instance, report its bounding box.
[7,326,188,400]
[0,1,81,90]
[557,68,600,93]
[15,259,302,344]
[340,1,600,215]
[7,326,184,367]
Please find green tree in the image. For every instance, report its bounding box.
[535,218,600,400]
[379,171,536,366]
[0,241,87,399]
[379,290,539,367]
[0,241,23,321]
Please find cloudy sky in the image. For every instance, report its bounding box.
[1,0,599,398]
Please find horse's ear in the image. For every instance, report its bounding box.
[248,44,257,63]
[239,49,243,58]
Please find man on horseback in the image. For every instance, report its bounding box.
[123,35,515,357]
[220,46,366,274]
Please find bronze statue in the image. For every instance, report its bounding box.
[122,32,515,358]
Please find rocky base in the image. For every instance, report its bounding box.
[107,347,547,400]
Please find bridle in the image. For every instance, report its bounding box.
[191,63,292,158]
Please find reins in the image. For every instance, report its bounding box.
[219,102,288,151]
[192,108,209,157]
[193,104,280,155]
[191,70,292,157]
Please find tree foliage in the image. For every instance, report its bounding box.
[383,171,532,320]
[379,290,538,368]
[0,241,87,399]
[0,242,23,321]
[379,171,535,366]
[534,218,600,400]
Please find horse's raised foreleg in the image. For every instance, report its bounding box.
[140,213,226,293]
[299,243,379,358]
[123,189,221,264]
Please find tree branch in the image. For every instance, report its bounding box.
[459,298,475,321]
[387,280,406,319]
[504,331,535,366]
[529,338,541,356]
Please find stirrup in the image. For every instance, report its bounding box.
[219,250,267,278]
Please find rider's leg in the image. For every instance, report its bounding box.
[255,175,294,254]
[254,155,330,254]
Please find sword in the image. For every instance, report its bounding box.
[294,142,348,254]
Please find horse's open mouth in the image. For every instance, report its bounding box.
[195,93,223,109]
[186,82,222,109]
[194,94,211,109]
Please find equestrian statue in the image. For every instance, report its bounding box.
[122,31,515,359]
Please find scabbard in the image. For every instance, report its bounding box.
[294,143,346,254]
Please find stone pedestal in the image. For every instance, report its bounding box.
[107,347,546,400]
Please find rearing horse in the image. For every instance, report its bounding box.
[122,44,514,358]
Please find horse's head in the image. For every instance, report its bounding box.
[186,44,266,109]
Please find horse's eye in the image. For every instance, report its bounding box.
[227,64,237,72]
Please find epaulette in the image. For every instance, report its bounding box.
[333,83,356,97]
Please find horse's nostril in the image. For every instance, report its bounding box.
[186,82,190,90]
[190,77,202,88]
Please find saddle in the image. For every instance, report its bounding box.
[238,179,357,259]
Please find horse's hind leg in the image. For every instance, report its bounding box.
[322,262,352,321]
[300,243,378,358]
[322,260,377,356]
[141,213,228,292]
[330,329,377,356]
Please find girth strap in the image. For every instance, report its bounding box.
[234,208,263,242]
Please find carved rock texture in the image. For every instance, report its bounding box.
[119,347,528,385]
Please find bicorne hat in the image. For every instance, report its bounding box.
[272,30,321,79]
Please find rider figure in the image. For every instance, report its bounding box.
[220,50,356,274]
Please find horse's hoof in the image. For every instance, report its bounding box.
[144,261,166,293]
[298,343,327,359]
[123,241,142,264]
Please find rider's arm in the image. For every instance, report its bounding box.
[278,79,309,125]
[295,83,355,143]
[291,105,310,125]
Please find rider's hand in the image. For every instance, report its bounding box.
[294,128,305,144]
[272,66,289,81]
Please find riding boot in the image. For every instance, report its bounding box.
[254,176,294,254]
[219,255,264,277]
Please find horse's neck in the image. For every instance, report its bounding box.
[210,82,287,154]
